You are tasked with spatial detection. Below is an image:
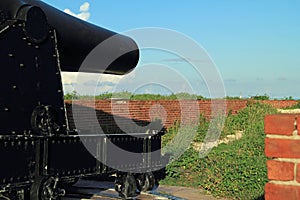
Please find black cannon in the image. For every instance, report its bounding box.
[0,0,163,199]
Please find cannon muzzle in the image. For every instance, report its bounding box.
[0,0,139,75]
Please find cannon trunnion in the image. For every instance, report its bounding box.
[0,1,163,199]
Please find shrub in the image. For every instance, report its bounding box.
[65,91,207,100]
[64,90,79,100]
[250,94,270,100]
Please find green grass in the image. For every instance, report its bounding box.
[160,102,277,200]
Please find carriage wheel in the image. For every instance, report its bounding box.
[30,176,65,200]
[136,172,156,192]
[115,173,138,199]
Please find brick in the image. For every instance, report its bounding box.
[267,160,295,181]
[297,117,300,135]
[296,164,300,183]
[65,100,298,130]
[265,138,300,158]
[265,115,296,135]
[265,183,300,200]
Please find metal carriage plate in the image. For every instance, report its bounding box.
[0,137,37,186]
[48,136,102,177]
[104,134,162,172]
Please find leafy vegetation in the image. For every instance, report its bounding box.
[64,90,80,100]
[65,91,299,101]
[250,94,270,100]
[161,102,277,200]
[64,91,206,100]
[284,96,294,100]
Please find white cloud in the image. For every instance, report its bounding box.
[64,2,90,21]
[61,72,135,94]
[76,12,91,21]
[61,72,78,85]
[95,85,115,94]
[80,2,90,12]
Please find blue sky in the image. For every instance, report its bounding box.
[44,0,300,99]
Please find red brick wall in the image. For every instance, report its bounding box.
[261,100,298,109]
[65,99,297,130]
[265,114,300,200]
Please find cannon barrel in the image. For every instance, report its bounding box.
[0,0,139,75]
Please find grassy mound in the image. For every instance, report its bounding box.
[161,102,277,200]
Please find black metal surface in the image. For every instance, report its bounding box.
[149,135,163,169]
[0,22,66,135]
[0,0,139,75]
[0,136,36,186]
[48,136,100,176]
[17,6,49,43]
[105,135,146,171]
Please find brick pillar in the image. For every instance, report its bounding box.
[265,114,300,200]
